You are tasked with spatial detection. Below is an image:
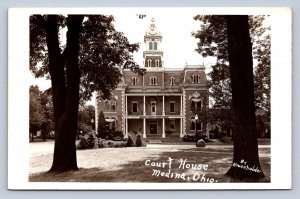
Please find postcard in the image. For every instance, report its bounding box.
[8,7,292,190]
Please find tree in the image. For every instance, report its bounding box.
[193,15,270,111]
[30,15,143,172]
[40,88,54,140]
[97,110,107,138]
[78,105,95,136]
[29,85,45,141]
[225,16,264,179]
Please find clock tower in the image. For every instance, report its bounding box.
[143,18,163,68]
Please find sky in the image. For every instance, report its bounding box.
[30,10,208,92]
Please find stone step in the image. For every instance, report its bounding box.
[148,140,163,144]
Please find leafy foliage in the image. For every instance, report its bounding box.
[29,85,45,140]
[97,110,107,137]
[78,105,95,135]
[30,15,144,102]
[193,15,270,112]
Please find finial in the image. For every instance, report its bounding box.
[151,18,155,23]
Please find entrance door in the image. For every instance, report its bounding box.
[149,120,157,134]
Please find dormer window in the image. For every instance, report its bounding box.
[131,77,137,86]
[192,74,200,83]
[147,59,152,67]
[150,76,157,85]
[155,59,160,67]
[170,76,175,85]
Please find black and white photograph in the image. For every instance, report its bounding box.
[8,7,291,189]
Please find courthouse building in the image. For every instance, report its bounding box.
[96,18,208,139]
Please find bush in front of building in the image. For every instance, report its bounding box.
[125,135,135,147]
[77,131,146,149]
[127,131,147,147]
[135,134,143,147]
[78,131,99,149]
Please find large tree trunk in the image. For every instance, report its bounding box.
[49,15,84,172]
[225,16,264,180]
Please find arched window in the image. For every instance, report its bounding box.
[191,99,202,111]
[149,42,153,50]
[190,118,203,133]
[150,76,157,85]
[170,76,175,85]
[155,59,160,67]
[154,42,158,50]
[131,77,137,86]
[192,74,200,83]
[147,59,152,67]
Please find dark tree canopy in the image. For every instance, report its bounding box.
[30,15,143,101]
[193,15,270,112]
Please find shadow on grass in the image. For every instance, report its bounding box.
[29,147,270,183]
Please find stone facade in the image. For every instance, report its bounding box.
[96,18,208,139]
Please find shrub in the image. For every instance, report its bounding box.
[126,136,134,147]
[78,131,98,149]
[136,134,143,147]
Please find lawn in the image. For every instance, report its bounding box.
[29,144,270,183]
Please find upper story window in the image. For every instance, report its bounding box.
[150,76,157,85]
[104,100,116,112]
[131,77,137,86]
[132,101,138,113]
[147,59,152,67]
[170,101,175,113]
[170,76,175,85]
[191,100,202,111]
[155,59,160,67]
[149,42,153,50]
[154,42,158,50]
[192,74,200,83]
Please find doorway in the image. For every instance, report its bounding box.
[149,119,157,134]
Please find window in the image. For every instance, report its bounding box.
[154,42,158,50]
[132,101,138,113]
[155,59,160,67]
[149,42,153,50]
[170,76,175,85]
[170,101,175,113]
[104,100,116,112]
[190,117,202,132]
[151,101,156,114]
[150,76,157,85]
[131,77,137,85]
[192,74,200,83]
[147,59,152,67]
[191,100,202,111]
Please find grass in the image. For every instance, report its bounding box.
[29,145,270,183]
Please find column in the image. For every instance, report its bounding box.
[125,95,128,116]
[143,95,146,116]
[180,118,183,138]
[162,95,165,138]
[143,118,146,138]
[125,118,128,138]
[162,95,165,116]
[162,118,165,138]
[143,95,146,138]
[180,95,183,115]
